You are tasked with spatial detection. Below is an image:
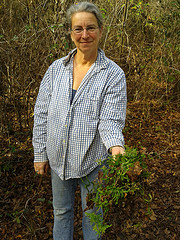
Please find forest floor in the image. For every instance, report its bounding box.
[0,101,179,240]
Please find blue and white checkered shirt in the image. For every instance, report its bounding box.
[32,48,127,180]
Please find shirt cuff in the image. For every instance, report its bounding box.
[34,151,49,162]
[105,138,124,152]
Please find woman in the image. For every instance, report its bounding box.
[33,2,126,239]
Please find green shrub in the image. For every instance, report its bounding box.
[85,146,149,236]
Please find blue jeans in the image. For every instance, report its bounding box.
[51,167,102,240]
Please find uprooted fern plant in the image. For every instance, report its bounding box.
[85,146,149,237]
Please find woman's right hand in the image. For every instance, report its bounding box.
[34,162,49,175]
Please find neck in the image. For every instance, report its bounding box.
[75,49,98,66]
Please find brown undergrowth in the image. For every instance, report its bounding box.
[0,101,179,240]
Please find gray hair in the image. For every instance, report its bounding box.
[67,2,103,28]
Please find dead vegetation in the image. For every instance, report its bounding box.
[0,0,179,239]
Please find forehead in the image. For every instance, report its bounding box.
[71,12,98,26]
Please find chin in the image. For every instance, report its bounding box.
[78,45,98,52]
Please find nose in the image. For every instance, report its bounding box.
[82,28,89,38]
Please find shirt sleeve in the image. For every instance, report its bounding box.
[32,66,52,162]
[98,68,127,151]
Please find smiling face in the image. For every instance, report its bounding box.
[71,12,103,55]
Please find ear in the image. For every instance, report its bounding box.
[70,30,75,42]
[99,26,103,39]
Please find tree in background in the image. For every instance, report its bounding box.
[0,0,179,133]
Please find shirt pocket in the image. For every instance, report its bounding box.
[77,95,100,121]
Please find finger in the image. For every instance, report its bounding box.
[35,168,43,175]
[34,162,49,175]
[39,169,45,175]
[45,163,49,174]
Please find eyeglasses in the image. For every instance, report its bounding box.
[71,26,99,35]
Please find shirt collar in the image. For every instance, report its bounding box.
[95,48,109,71]
[63,48,109,70]
[62,48,77,66]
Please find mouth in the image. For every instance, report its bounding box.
[80,41,93,43]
